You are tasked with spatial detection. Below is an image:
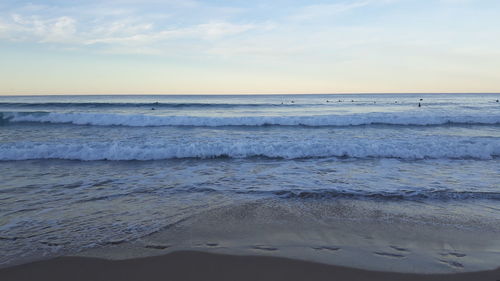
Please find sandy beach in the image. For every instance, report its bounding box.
[2,0,500,278]
[1,251,499,281]
[2,94,500,279]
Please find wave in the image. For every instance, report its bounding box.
[265,189,500,201]
[0,101,462,109]
[59,186,500,202]
[2,111,500,127]
[0,102,293,109]
[1,138,499,161]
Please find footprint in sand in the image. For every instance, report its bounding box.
[0,236,18,241]
[144,244,171,250]
[390,245,410,252]
[252,245,278,251]
[312,246,341,252]
[438,259,464,269]
[440,252,466,258]
[373,252,406,258]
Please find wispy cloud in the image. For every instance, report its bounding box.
[8,14,77,43]
[1,0,500,94]
[0,0,395,56]
[83,21,257,46]
[1,14,259,55]
[290,1,372,21]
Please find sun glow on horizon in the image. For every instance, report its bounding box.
[1,0,500,95]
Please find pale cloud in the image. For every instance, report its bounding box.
[195,22,256,39]
[84,21,257,47]
[1,8,258,52]
[104,0,200,7]
[1,0,500,94]
[288,0,404,22]
[0,0,381,54]
[39,16,76,43]
[439,0,473,3]
[4,14,77,43]
[90,20,154,38]
[291,1,371,21]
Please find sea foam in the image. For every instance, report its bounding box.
[2,111,500,127]
[1,137,498,161]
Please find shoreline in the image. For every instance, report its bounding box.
[3,198,500,274]
[1,251,499,281]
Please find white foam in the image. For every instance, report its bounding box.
[3,111,500,127]
[1,137,498,161]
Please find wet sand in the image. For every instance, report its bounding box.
[68,199,500,274]
[1,251,499,281]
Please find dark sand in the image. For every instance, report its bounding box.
[1,251,499,281]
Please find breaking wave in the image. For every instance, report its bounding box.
[1,138,499,161]
[2,111,500,127]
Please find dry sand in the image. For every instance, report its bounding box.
[1,251,499,281]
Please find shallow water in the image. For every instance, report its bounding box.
[1,94,499,271]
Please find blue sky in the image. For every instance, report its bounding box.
[1,0,499,94]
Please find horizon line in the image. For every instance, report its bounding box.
[1,92,500,97]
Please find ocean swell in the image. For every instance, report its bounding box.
[2,111,500,127]
[270,189,500,201]
[0,102,292,109]
[1,138,498,161]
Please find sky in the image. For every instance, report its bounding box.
[0,0,499,95]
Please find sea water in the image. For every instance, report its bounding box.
[1,94,500,271]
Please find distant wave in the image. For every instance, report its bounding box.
[1,138,498,161]
[0,102,294,109]
[0,101,484,109]
[2,111,500,127]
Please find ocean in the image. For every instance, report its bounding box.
[1,93,500,272]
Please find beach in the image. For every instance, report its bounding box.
[1,94,500,278]
[3,0,500,278]
[2,251,500,281]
